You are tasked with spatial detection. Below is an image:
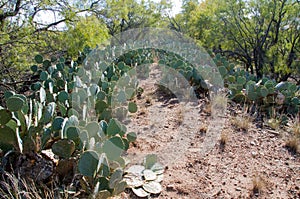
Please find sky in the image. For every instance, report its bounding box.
[36,0,183,29]
[169,0,183,16]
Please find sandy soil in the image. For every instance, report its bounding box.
[121,64,300,199]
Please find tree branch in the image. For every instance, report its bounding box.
[0,0,22,22]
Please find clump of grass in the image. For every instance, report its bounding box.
[176,107,184,126]
[266,118,281,130]
[220,132,228,146]
[285,118,300,154]
[0,172,55,199]
[145,97,152,106]
[199,124,208,135]
[251,175,265,196]
[219,132,228,151]
[292,120,300,138]
[211,94,227,116]
[285,136,299,154]
[231,115,252,132]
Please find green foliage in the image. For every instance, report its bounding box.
[213,54,300,117]
[52,139,75,159]
[63,16,109,57]
[175,0,300,81]
[78,150,100,177]
[0,46,141,197]
[0,23,298,198]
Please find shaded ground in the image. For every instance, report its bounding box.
[121,64,300,198]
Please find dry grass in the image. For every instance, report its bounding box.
[220,132,228,146]
[219,132,228,151]
[285,118,300,154]
[285,136,299,154]
[0,172,56,199]
[210,94,227,118]
[175,107,184,126]
[251,175,266,196]
[291,120,300,138]
[266,118,281,130]
[231,115,252,132]
[199,124,208,135]
[145,97,152,106]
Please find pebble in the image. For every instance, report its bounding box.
[251,151,258,157]
[236,187,241,191]
[166,184,176,191]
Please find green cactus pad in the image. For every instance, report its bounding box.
[89,84,99,95]
[232,93,246,103]
[291,97,300,105]
[52,116,65,131]
[95,100,108,114]
[218,66,227,77]
[4,91,15,100]
[126,132,137,142]
[125,88,135,100]
[43,102,56,123]
[109,168,123,189]
[52,139,75,158]
[128,102,138,113]
[85,122,100,138]
[67,108,79,118]
[288,83,297,93]
[78,150,99,177]
[31,65,38,72]
[103,136,124,160]
[107,118,122,136]
[275,82,288,91]
[57,91,69,103]
[40,71,49,81]
[35,54,43,63]
[113,180,127,195]
[66,126,80,140]
[237,76,246,85]
[0,109,12,125]
[117,91,127,103]
[7,96,25,112]
[264,80,275,89]
[43,60,51,68]
[96,91,106,101]
[259,86,268,97]
[0,125,17,147]
[31,82,42,91]
[144,154,158,169]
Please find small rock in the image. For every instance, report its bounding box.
[251,151,258,157]
[166,184,176,191]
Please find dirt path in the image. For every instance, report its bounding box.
[122,64,300,198]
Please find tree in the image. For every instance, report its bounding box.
[93,0,172,36]
[0,0,105,83]
[0,0,173,85]
[175,0,300,81]
[62,15,109,57]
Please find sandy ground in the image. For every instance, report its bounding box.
[121,64,300,199]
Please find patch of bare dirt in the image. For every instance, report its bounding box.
[122,64,300,198]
